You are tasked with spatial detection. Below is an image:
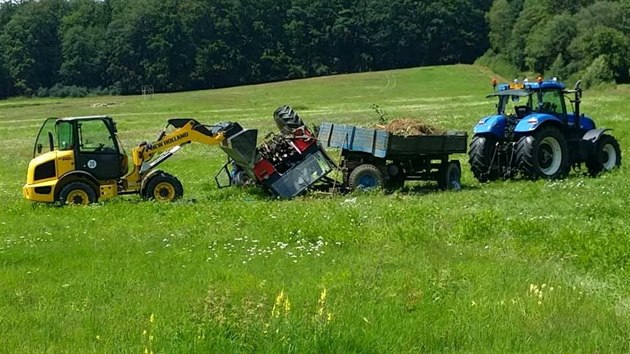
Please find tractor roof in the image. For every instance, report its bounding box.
[497,80,566,92]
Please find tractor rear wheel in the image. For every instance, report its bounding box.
[348,164,384,190]
[58,181,97,205]
[438,161,462,191]
[469,135,499,182]
[516,127,569,179]
[143,172,183,202]
[273,105,304,132]
[586,134,621,176]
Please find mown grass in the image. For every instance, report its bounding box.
[1,65,630,352]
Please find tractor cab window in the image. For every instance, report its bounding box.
[33,118,57,157]
[78,119,117,153]
[533,90,565,116]
[495,91,531,118]
[57,121,74,151]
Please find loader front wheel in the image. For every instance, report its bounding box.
[143,172,183,202]
[58,181,97,205]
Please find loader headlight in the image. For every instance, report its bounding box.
[478,118,488,125]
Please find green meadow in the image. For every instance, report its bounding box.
[1,65,629,352]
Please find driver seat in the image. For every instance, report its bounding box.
[515,105,530,118]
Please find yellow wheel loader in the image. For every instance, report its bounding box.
[23,116,258,205]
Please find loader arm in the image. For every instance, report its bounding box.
[131,119,226,169]
[121,119,257,193]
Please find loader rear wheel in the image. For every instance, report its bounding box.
[348,164,384,190]
[587,134,621,176]
[469,135,499,182]
[516,127,569,179]
[58,181,97,205]
[143,172,183,202]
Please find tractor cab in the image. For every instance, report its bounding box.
[491,80,568,121]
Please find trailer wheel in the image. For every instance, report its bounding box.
[143,172,183,201]
[587,134,621,176]
[58,181,97,205]
[348,164,384,190]
[469,135,499,182]
[438,161,462,191]
[385,163,405,190]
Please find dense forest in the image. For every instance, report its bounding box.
[481,0,630,88]
[0,0,627,98]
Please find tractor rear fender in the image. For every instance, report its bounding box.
[582,128,612,143]
[55,171,100,199]
[473,115,505,139]
[514,113,563,134]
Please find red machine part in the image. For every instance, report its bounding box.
[253,159,276,181]
[291,127,316,153]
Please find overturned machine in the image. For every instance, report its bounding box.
[217,106,337,199]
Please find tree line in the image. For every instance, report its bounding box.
[0,0,491,98]
[0,0,627,99]
[482,0,630,88]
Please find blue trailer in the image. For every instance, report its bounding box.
[318,122,468,190]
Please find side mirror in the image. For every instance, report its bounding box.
[37,143,43,154]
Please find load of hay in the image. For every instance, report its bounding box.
[376,118,445,136]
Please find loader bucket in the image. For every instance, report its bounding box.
[220,128,258,168]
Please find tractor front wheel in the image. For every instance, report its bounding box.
[516,127,569,179]
[58,181,97,205]
[587,134,622,176]
[143,172,183,202]
[468,135,499,182]
[348,164,384,190]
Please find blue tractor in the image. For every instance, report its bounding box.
[469,79,621,181]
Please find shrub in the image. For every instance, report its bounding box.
[581,55,614,89]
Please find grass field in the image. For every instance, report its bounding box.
[1,64,630,352]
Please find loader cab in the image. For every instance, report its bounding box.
[33,116,129,181]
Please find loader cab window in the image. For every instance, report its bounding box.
[33,118,57,157]
[57,121,74,151]
[78,119,117,153]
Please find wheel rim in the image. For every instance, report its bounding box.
[154,182,176,201]
[66,190,89,205]
[538,136,562,176]
[358,174,378,188]
[601,143,617,170]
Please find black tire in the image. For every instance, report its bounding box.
[438,161,462,191]
[348,164,384,190]
[143,172,183,202]
[469,135,499,182]
[385,163,405,190]
[586,134,622,176]
[515,127,569,179]
[273,105,304,132]
[58,181,97,205]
